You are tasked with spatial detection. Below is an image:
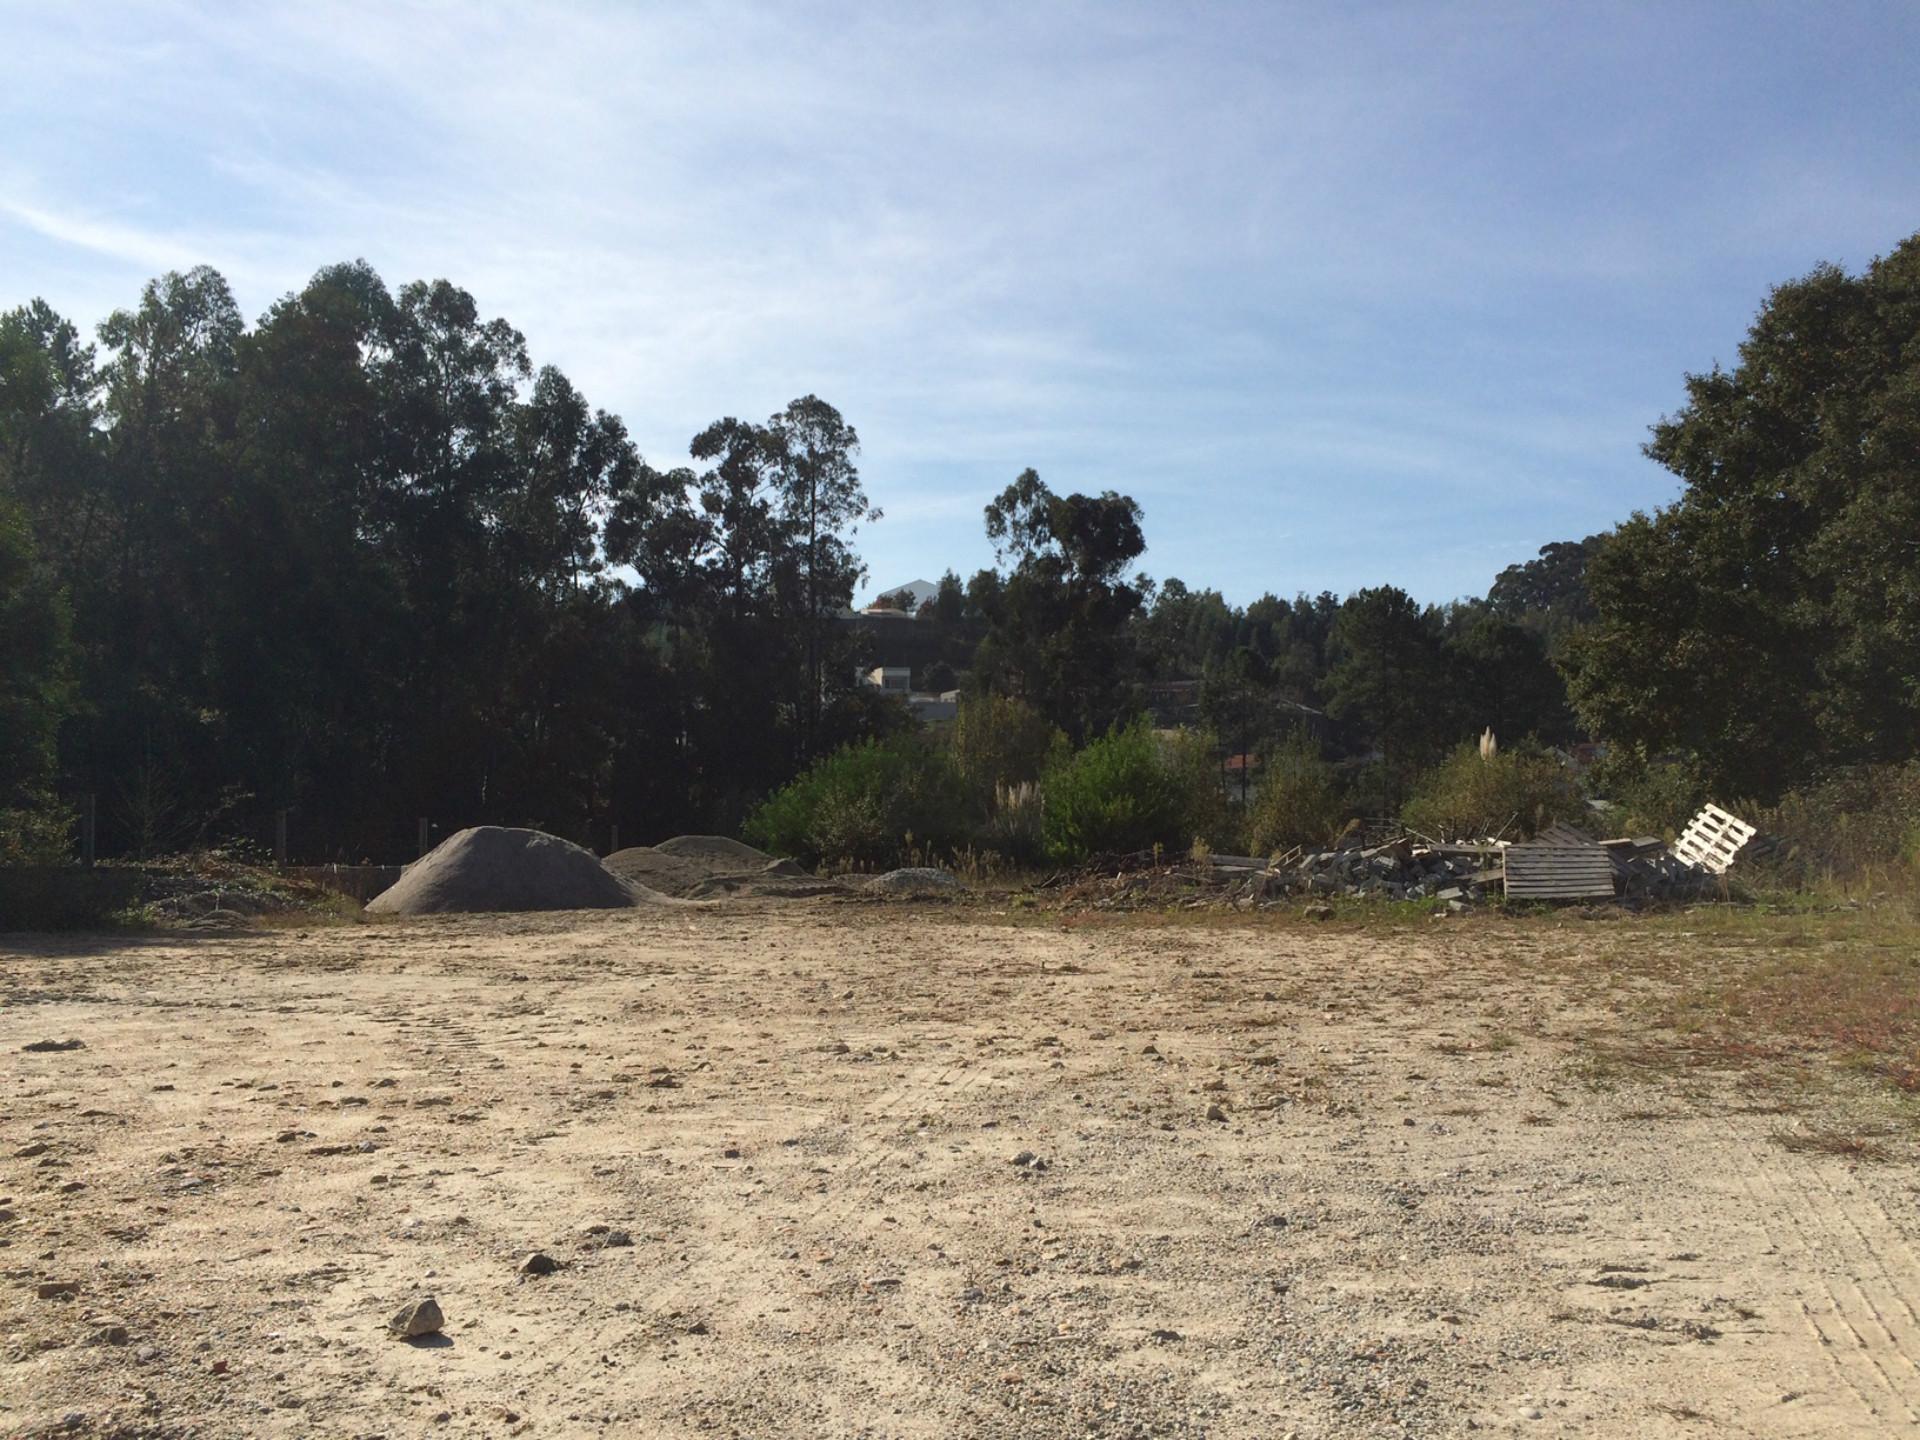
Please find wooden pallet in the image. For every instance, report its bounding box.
[1503,839,1616,900]
[1673,803,1756,874]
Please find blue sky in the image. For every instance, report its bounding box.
[3,2,1916,605]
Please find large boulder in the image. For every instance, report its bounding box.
[367,827,657,915]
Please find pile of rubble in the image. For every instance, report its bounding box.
[1046,805,1762,913]
[1231,840,1499,908]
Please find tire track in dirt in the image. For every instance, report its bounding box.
[1731,1124,1920,1432]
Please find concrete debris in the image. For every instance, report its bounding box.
[1234,841,1507,906]
[1052,823,1735,911]
[1601,836,1717,899]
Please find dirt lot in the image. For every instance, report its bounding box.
[3,904,1918,1438]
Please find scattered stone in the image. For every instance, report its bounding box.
[1302,902,1334,921]
[134,1344,161,1364]
[388,1296,445,1339]
[15,1142,50,1158]
[519,1251,560,1277]
[583,1230,633,1251]
[36,1280,80,1300]
[95,1324,129,1346]
[1205,1103,1228,1123]
[22,1039,85,1053]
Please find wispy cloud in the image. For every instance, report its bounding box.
[1,0,1915,601]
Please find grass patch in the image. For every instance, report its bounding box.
[1769,1127,1894,1162]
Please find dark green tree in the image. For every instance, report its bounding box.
[1445,612,1573,745]
[0,478,74,861]
[764,395,874,754]
[971,469,1150,740]
[1564,234,1920,797]
[929,570,965,626]
[1487,537,1601,647]
[1324,585,1453,803]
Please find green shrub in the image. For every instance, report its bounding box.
[0,792,75,866]
[1162,725,1235,852]
[744,734,967,868]
[1752,762,1920,882]
[1042,718,1204,860]
[951,693,1064,808]
[1585,748,1709,838]
[1245,734,1348,854]
[1401,743,1582,842]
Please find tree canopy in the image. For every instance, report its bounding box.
[1564,234,1920,798]
[7,232,1918,861]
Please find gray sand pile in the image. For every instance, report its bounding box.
[368,827,659,915]
[865,867,965,897]
[604,836,848,900]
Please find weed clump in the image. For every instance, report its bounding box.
[1402,743,1582,842]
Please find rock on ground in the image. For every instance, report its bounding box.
[388,1296,444,1338]
[367,827,660,916]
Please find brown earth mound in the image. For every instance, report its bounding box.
[368,827,658,915]
[604,837,849,900]
[653,835,773,866]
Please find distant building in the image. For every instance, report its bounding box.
[861,578,939,615]
[907,689,961,723]
[863,666,912,694]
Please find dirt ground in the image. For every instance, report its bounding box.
[3,904,1917,1438]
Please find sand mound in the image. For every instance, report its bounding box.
[654,835,772,866]
[604,837,849,900]
[368,827,655,915]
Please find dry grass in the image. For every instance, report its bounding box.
[957,889,1920,1110]
[1656,936,1920,1094]
[1769,1127,1895,1161]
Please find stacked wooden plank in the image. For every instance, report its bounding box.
[1503,831,1617,900]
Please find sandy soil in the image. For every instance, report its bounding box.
[3,906,1917,1438]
